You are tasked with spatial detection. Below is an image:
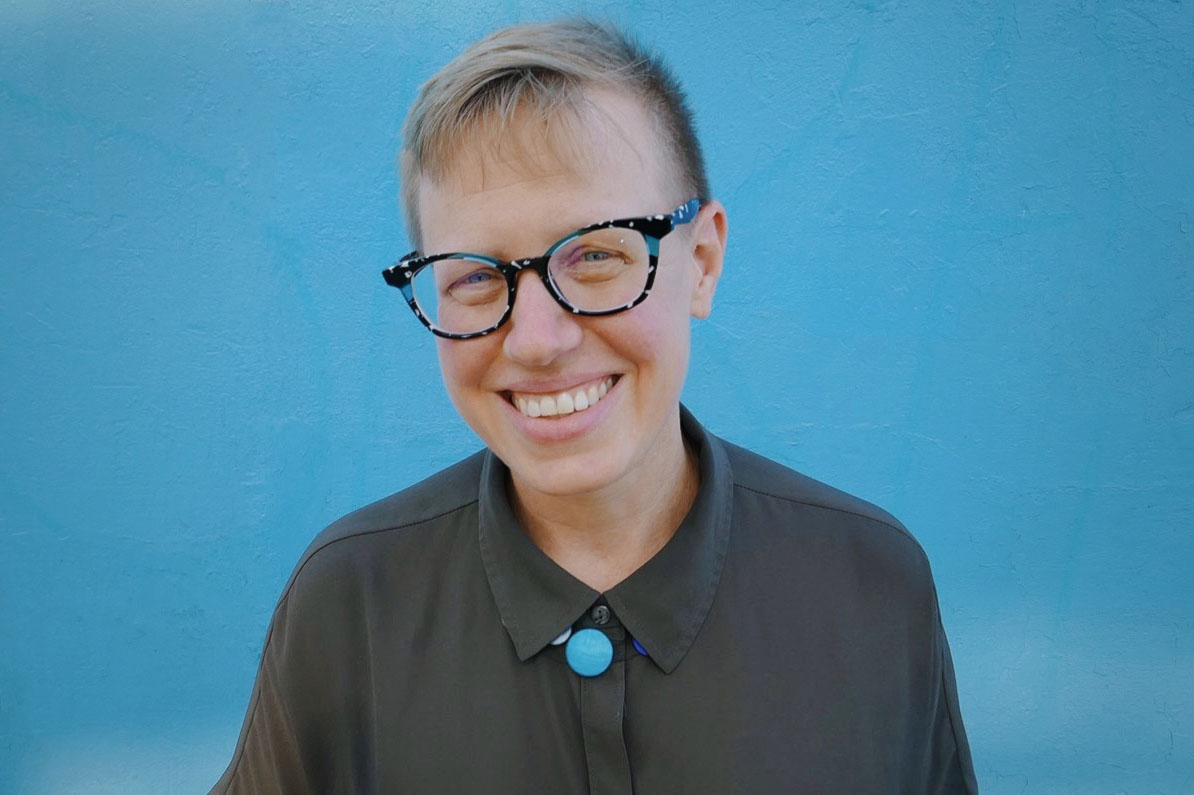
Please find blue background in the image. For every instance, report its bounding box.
[3,1,1192,792]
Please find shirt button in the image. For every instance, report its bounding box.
[565,628,614,677]
[590,604,611,625]
[550,626,572,646]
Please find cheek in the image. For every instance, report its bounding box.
[435,338,490,402]
[642,269,695,355]
[605,301,691,381]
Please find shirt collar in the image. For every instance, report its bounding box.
[477,405,734,674]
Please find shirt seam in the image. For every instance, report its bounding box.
[219,620,289,790]
[220,674,261,791]
[732,482,925,552]
[938,614,975,792]
[939,660,969,790]
[282,499,478,601]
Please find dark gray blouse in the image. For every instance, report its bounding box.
[214,409,977,793]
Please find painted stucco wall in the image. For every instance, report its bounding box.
[2,1,1191,791]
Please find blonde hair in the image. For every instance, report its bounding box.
[399,18,709,247]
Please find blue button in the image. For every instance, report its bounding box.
[632,637,648,657]
[565,628,614,677]
[550,626,572,646]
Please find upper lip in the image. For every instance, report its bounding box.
[500,373,618,395]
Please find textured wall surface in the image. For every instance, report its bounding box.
[2,1,1192,792]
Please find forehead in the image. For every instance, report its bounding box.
[417,89,678,252]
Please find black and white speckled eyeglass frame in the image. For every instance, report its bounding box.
[382,198,701,339]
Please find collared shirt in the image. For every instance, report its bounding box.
[214,408,977,793]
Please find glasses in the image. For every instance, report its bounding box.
[382,199,701,339]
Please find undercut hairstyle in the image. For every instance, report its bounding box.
[399,18,710,248]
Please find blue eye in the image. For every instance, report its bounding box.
[443,264,506,306]
[446,267,501,292]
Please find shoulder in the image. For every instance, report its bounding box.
[311,450,486,553]
[723,438,909,536]
[278,450,487,603]
[720,437,933,584]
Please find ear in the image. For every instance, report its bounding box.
[688,199,727,319]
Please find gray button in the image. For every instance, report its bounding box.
[590,605,611,625]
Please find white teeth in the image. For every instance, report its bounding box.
[511,376,615,419]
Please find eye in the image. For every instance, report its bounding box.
[564,246,627,268]
[455,270,496,287]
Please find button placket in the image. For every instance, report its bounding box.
[578,622,632,794]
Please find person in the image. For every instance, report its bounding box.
[214,18,977,794]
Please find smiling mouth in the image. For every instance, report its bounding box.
[505,375,619,419]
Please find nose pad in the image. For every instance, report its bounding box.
[509,267,564,317]
[502,268,583,364]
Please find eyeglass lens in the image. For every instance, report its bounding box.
[409,228,651,335]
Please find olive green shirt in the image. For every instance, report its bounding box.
[214,408,977,793]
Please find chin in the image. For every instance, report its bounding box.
[500,443,630,498]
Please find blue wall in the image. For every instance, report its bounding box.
[2,1,1191,791]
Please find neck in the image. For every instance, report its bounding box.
[510,417,699,593]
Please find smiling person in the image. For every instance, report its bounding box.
[214,19,977,794]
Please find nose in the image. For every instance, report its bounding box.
[501,269,584,366]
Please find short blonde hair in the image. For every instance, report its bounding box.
[399,18,709,247]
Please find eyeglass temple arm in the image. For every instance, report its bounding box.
[671,198,702,228]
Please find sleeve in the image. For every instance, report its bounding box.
[210,599,315,795]
[922,611,979,794]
